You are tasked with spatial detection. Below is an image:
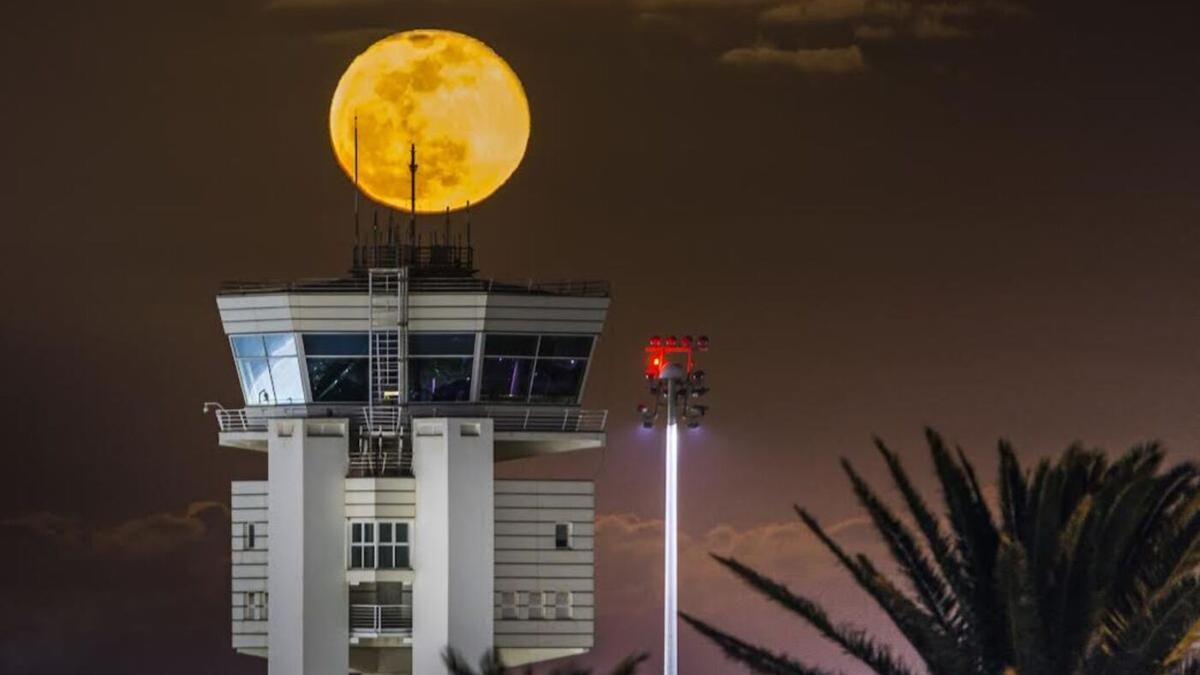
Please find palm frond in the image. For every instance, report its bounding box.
[680,612,844,675]
[841,458,959,639]
[443,647,483,675]
[996,536,1050,675]
[605,652,650,675]
[711,553,916,675]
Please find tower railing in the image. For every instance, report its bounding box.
[354,406,408,478]
[349,604,412,638]
[218,276,610,297]
[210,405,608,434]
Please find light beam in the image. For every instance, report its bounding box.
[664,384,679,675]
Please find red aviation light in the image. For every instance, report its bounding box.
[645,335,696,379]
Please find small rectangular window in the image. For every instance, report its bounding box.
[554,591,573,620]
[349,521,375,569]
[500,591,518,620]
[528,591,545,620]
[348,520,411,570]
[246,591,267,621]
[555,523,572,550]
[246,523,256,550]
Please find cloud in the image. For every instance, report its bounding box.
[311,27,398,46]
[719,44,868,74]
[592,510,917,671]
[0,503,234,673]
[632,0,774,8]
[854,23,899,40]
[1,501,229,561]
[761,0,872,24]
[263,0,393,9]
[596,510,881,613]
[761,0,1029,41]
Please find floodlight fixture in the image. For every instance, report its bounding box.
[637,333,711,675]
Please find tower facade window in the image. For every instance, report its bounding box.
[349,520,412,569]
[246,523,257,550]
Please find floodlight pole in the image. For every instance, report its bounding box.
[638,335,709,675]
[664,376,678,675]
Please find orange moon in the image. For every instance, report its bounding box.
[329,30,531,213]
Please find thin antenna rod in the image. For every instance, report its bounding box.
[409,143,418,244]
[444,206,450,247]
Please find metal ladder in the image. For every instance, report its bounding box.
[360,268,411,477]
[368,268,408,406]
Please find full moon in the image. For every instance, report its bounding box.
[329,30,530,213]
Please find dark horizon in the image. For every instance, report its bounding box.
[3,0,1200,672]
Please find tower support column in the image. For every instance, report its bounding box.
[412,418,495,673]
[267,418,349,675]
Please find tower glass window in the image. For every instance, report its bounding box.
[408,333,475,402]
[231,334,304,405]
[480,334,594,404]
[304,333,369,402]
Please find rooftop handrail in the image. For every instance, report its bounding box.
[210,404,608,434]
[214,408,267,433]
[218,276,610,298]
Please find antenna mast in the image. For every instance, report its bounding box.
[353,115,360,247]
[408,143,418,247]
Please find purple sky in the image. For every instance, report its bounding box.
[3,0,1200,673]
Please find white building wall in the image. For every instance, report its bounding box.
[217,292,609,335]
[412,418,495,673]
[267,418,349,675]
[493,480,595,665]
[231,480,269,654]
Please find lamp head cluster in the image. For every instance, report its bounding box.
[638,335,710,429]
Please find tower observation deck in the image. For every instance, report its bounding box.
[209,235,610,674]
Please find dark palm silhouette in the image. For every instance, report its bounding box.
[441,648,649,675]
[684,429,1200,675]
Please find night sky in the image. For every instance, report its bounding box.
[3,0,1200,673]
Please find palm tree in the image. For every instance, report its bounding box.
[683,429,1200,675]
[441,647,648,675]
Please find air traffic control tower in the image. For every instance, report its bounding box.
[207,231,609,674]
